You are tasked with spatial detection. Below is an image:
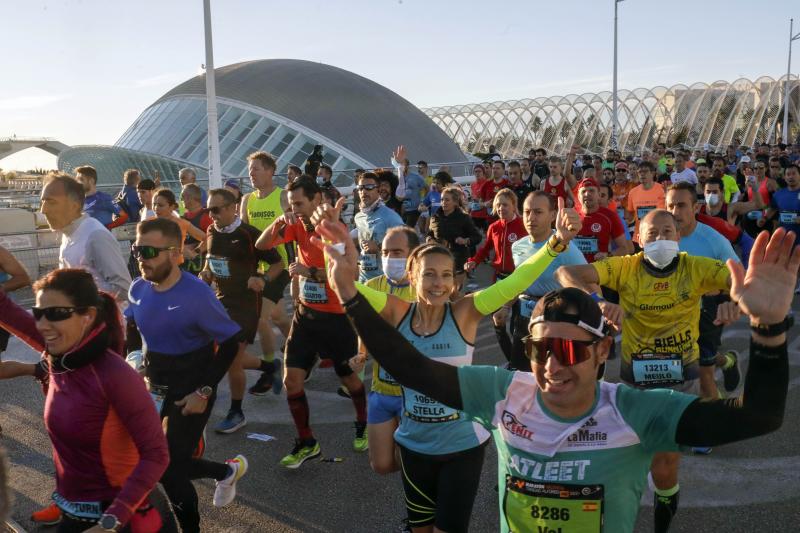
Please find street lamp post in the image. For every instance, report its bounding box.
[782,18,800,145]
[611,0,624,151]
[203,0,222,189]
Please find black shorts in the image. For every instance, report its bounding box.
[0,327,9,353]
[698,293,729,366]
[285,305,357,377]
[262,270,291,304]
[398,442,487,532]
[226,303,261,345]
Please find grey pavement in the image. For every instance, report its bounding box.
[1,264,799,532]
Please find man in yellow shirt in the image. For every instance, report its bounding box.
[555,209,736,533]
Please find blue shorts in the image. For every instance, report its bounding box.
[367,391,402,425]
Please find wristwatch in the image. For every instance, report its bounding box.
[547,234,568,254]
[308,266,319,281]
[750,314,794,337]
[196,385,213,400]
[98,513,120,532]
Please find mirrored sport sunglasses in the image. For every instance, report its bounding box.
[131,244,178,260]
[524,336,600,366]
[32,306,88,322]
[356,184,378,191]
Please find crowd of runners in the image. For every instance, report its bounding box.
[0,140,798,532]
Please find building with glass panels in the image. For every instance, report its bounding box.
[57,59,465,189]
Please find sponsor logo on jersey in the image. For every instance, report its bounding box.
[507,455,590,481]
[502,410,534,441]
[249,210,276,219]
[591,222,601,233]
[508,232,518,242]
[566,416,608,446]
[653,281,670,291]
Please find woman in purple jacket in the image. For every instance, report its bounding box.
[0,268,168,532]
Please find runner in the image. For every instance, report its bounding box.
[240,151,293,395]
[347,226,420,476]
[666,182,742,406]
[625,160,665,245]
[541,157,576,206]
[507,161,535,209]
[152,189,207,265]
[353,172,404,282]
[509,192,586,372]
[310,194,581,533]
[468,164,490,231]
[200,188,285,433]
[180,183,212,274]
[574,178,631,262]
[0,269,169,533]
[125,218,248,532]
[480,160,511,219]
[75,165,128,229]
[137,178,157,221]
[555,209,739,532]
[0,245,31,359]
[323,218,796,533]
[255,176,368,468]
[763,163,800,237]
[465,189,526,362]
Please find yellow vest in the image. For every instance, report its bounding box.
[246,187,288,268]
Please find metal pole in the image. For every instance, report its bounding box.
[204,0,222,189]
[611,0,620,151]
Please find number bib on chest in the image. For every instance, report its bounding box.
[519,296,538,319]
[300,277,328,304]
[404,390,460,423]
[469,200,482,212]
[207,255,231,278]
[52,492,103,521]
[746,210,763,220]
[378,366,399,386]
[636,206,655,220]
[360,253,379,272]
[574,236,599,254]
[779,211,798,224]
[504,476,604,533]
[631,353,684,386]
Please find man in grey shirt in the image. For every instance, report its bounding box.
[40,172,131,301]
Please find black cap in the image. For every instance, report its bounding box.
[530,288,608,338]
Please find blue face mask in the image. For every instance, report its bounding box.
[382,257,407,283]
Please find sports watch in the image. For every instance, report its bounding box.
[196,385,213,400]
[98,513,120,532]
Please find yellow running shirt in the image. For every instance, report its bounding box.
[365,275,416,396]
[246,187,288,268]
[593,252,729,384]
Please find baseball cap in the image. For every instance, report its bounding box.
[614,162,628,170]
[224,179,241,190]
[578,177,600,190]
[695,158,707,166]
[739,155,752,164]
[530,288,609,338]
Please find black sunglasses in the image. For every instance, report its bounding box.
[32,306,88,322]
[356,184,378,191]
[208,203,232,214]
[524,336,600,366]
[131,244,178,260]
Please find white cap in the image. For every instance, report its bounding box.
[739,155,751,163]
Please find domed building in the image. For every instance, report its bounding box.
[58,59,466,187]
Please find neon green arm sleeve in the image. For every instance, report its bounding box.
[355,281,389,313]
[472,243,558,316]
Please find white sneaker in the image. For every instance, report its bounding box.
[213,454,248,507]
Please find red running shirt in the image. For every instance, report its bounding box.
[576,207,625,262]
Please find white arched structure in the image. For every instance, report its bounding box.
[0,137,70,161]
[423,75,800,155]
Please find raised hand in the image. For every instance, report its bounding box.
[392,145,408,165]
[728,228,800,325]
[554,196,581,243]
[311,196,346,227]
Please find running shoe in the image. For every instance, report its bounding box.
[722,350,741,392]
[248,372,274,395]
[691,446,713,455]
[214,410,247,434]
[353,421,368,452]
[31,503,61,525]
[280,439,321,469]
[213,455,248,507]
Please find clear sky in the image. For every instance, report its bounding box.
[2,0,797,170]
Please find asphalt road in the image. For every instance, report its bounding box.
[2,264,799,532]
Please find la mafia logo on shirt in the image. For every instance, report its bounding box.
[566,416,608,447]
[502,410,534,441]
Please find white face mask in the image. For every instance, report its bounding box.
[382,256,407,282]
[704,193,720,206]
[316,176,326,185]
[643,239,680,269]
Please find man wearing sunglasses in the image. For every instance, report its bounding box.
[354,172,404,283]
[200,188,285,434]
[325,218,797,533]
[125,217,248,531]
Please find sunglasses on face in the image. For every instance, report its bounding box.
[32,306,87,322]
[525,336,600,366]
[357,184,378,191]
[208,203,232,214]
[131,244,178,260]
